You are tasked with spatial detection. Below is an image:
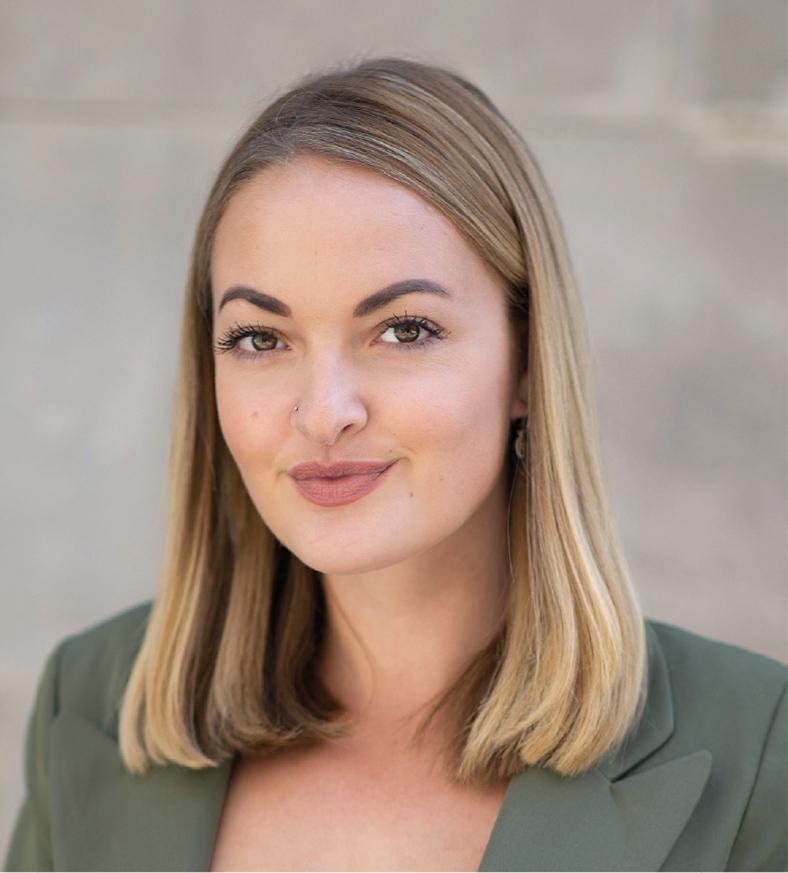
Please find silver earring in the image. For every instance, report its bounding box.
[514,416,528,460]
[293,405,299,413]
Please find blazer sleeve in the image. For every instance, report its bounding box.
[3,639,67,872]
[725,679,788,872]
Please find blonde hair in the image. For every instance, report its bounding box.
[119,54,648,785]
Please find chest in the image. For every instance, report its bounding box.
[208,746,509,871]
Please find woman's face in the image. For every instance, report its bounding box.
[211,154,527,574]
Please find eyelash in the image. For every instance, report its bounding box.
[213,314,448,362]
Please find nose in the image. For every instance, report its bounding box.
[291,358,368,447]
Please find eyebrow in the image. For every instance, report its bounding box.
[217,278,451,319]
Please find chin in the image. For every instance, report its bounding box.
[270,514,425,576]
[285,537,411,576]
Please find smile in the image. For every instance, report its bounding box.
[290,461,397,507]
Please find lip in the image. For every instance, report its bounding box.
[289,460,397,507]
[289,460,395,480]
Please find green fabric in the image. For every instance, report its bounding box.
[4,601,787,871]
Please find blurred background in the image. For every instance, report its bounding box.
[1,0,786,850]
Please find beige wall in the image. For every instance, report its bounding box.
[2,0,786,852]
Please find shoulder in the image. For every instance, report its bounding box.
[53,599,154,734]
[645,616,786,755]
[634,619,788,870]
[58,598,153,662]
[646,617,787,723]
[643,618,787,870]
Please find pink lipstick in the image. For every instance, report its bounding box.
[288,460,397,507]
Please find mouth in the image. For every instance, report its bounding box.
[290,461,397,507]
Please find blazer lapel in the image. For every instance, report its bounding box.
[49,709,234,871]
[476,749,711,871]
[49,622,710,872]
[478,622,712,871]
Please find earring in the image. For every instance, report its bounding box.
[514,416,528,460]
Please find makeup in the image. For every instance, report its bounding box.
[290,461,397,507]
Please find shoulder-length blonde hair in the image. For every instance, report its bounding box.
[119,54,648,785]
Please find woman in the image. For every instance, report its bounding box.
[5,56,786,872]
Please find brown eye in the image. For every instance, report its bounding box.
[377,314,446,351]
[391,323,420,343]
[213,322,287,360]
[250,333,277,352]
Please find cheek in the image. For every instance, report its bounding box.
[214,373,282,471]
[405,353,511,488]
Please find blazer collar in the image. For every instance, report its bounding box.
[477,621,712,871]
[49,622,711,871]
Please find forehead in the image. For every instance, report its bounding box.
[211,155,499,306]
[216,154,451,243]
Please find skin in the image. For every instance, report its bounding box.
[211,153,528,756]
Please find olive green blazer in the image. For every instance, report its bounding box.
[4,601,787,872]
